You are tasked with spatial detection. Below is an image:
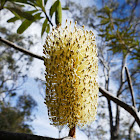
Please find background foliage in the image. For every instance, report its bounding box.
[0,0,139,139]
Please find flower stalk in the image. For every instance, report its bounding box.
[69,125,76,138]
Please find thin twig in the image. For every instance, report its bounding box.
[129,105,140,140]
[99,87,140,127]
[129,120,135,140]
[0,37,43,61]
[43,11,53,26]
[69,126,76,138]
[125,66,136,108]
[0,130,74,140]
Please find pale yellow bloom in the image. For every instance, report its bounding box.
[43,20,98,128]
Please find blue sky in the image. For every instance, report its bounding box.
[0,0,97,139]
[0,0,140,139]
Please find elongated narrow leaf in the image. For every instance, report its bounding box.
[62,7,69,10]
[44,0,48,5]
[35,0,45,13]
[17,20,33,34]
[36,0,43,7]
[98,15,108,19]
[26,9,38,14]
[17,12,43,34]
[49,0,59,18]
[7,16,19,23]
[6,7,34,21]
[55,0,62,25]
[41,18,48,37]
[100,19,109,25]
[10,0,27,2]
[46,24,50,33]
[33,12,43,20]
[1,0,6,7]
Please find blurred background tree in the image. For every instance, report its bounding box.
[0,0,140,140]
[0,94,37,133]
[0,25,37,133]
[66,0,140,139]
[0,0,64,135]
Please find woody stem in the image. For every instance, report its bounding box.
[68,125,76,138]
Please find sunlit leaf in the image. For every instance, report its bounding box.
[41,18,48,37]
[7,16,19,23]
[55,0,62,25]
[46,24,50,33]
[44,0,48,5]
[17,20,33,34]
[49,0,59,18]
[17,12,43,34]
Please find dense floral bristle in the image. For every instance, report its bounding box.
[43,20,98,128]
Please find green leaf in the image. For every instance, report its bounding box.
[17,12,43,34]
[98,34,106,37]
[9,0,27,2]
[6,7,35,21]
[104,6,111,16]
[55,0,62,25]
[41,18,48,37]
[49,0,59,18]
[26,9,38,14]
[46,24,50,33]
[100,19,109,25]
[17,20,33,34]
[7,16,19,23]
[36,0,43,8]
[99,28,104,32]
[10,0,34,5]
[44,0,48,5]
[33,12,43,20]
[62,7,69,10]
[98,15,108,19]
[1,0,6,8]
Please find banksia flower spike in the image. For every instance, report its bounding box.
[43,20,98,138]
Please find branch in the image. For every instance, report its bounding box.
[129,120,135,140]
[129,105,140,140]
[43,11,53,26]
[99,87,140,127]
[0,37,43,61]
[0,37,140,127]
[0,131,76,140]
[125,66,136,108]
[0,131,60,140]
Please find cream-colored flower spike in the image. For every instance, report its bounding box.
[43,20,98,130]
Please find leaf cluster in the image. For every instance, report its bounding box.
[0,0,68,36]
[97,5,140,62]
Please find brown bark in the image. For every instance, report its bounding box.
[0,131,76,140]
[0,130,61,140]
[0,37,43,61]
[99,87,140,127]
[125,67,136,108]
[68,126,76,138]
